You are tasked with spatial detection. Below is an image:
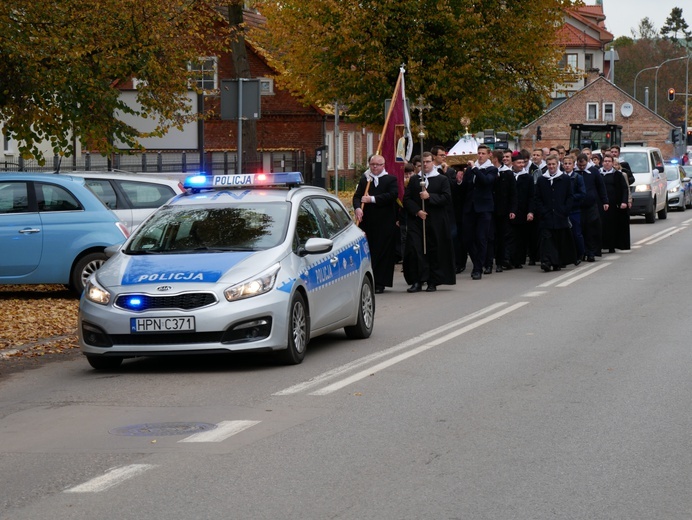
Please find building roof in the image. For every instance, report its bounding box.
[565,6,613,45]
[521,76,675,131]
[557,23,606,48]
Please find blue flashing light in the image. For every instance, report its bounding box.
[127,296,144,309]
[183,172,303,190]
[670,159,679,164]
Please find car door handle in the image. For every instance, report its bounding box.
[18,228,41,234]
[330,257,339,266]
[353,244,360,253]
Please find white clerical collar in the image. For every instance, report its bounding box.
[474,159,493,168]
[365,169,388,187]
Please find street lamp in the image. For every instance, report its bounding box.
[633,65,659,104]
[654,56,687,114]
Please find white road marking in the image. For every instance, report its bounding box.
[273,302,508,396]
[682,217,692,225]
[65,464,156,493]
[557,262,612,287]
[645,227,684,244]
[309,302,529,396]
[536,266,589,288]
[635,227,679,245]
[522,291,547,297]
[178,420,260,443]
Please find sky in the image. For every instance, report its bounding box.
[601,0,688,39]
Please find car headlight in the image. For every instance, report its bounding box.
[85,279,111,305]
[635,184,651,192]
[224,264,280,302]
[668,186,680,193]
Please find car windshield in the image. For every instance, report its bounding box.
[125,202,290,254]
[618,152,651,174]
[665,166,680,181]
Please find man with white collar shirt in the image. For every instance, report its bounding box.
[507,151,534,268]
[531,154,576,271]
[486,149,517,273]
[403,152,456,293]
[353,154,399,293]
[528,148,547,184]
[458,144,497,280]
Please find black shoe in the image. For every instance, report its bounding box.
[483,266,492,275]
[375,285,385,294]
[528,260,537,266]
[496,265,503,273]
[574,259,581,266]
[513,264,523,269]
[586,256,595,262]
[426,283,437,292]
[407,282,422,293]
[471,271,482,280]
[501,262,513,270]
[608,248,615,254]
[456,266,466,274]
[540,263,551,272]
[553,265,561,271]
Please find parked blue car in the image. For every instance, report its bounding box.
[0,173,129,293]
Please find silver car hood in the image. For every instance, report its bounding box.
[96,248,287,290]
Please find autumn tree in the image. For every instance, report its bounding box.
[660,7,691,45]
[251,0,573,141]
[631,17,658,40]
[0,0,233,162]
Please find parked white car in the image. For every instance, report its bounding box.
[58,171,185,230]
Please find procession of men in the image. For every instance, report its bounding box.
[353,143,635,293]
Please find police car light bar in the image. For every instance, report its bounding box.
[184,172,304,190]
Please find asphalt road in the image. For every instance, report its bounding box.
[2,211,692,519]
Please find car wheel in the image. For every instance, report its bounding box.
[86,355,123,370]
[71,252,107,294]
[344,277,375,340]
[686,193,692,209]
[278,292,308,365]
[644,198,656,223]
[658,199,668,220]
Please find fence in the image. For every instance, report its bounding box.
[1,150,308,178]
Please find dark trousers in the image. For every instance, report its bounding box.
[463,211,493,274]
[568,211,584,259]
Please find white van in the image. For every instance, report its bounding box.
[619,146,668,223]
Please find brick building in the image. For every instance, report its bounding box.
[520,76,677,158]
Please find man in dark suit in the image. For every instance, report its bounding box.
[487,150,517,272]
[457,144,497,280]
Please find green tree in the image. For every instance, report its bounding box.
[631,17,658,40]
[251,0,573,141]
[0,0,233,162]
[660,7,691,45]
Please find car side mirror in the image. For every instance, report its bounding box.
[684,177,691,183]
[298,237,333,256]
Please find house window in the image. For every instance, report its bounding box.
[259,78,274,96]
[338,132,346,169]
[189,58,217,90]
[586,103,599,121]
[348,132,355,168]
[326,132,334,171]
[603,103,615,122]
[585,53,593,70]
[559,53,578,70]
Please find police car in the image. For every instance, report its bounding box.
[78,172,374,369]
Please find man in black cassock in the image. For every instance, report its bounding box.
[403,152,456,293]
[353,154,399,294]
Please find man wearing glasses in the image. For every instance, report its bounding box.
[402,152,456,293]
[353,154,399,294]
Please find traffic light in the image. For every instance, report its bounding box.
[671,127,681,144]
[688,130,692,146]
[668,88,676,101]
[536,126,542,141]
